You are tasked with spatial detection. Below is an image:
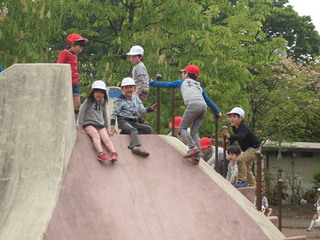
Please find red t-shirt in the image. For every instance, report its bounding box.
[57,49,79,85]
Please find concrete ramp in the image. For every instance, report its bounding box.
[0,64,76,240]
[44,134,285,240]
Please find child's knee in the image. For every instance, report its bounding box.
[129,128,138,135]
[144,126,152,134]
[92,136,101,144]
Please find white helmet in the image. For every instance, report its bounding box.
[92,80,107,90]
[121,77,136,87]
[127,45,144,55]
[226,107,245,118]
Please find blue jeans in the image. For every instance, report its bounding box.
[179,102,207,149]
[72,84,81,96]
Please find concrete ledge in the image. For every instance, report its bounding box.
[0,64,76,240]
[237,186,256,203]
[268,216,279,227]
[284,236,307,240]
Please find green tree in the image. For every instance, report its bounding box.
[0,0,62,68]
[246,57,320,142]
[263,0,320,63]
[47,0,285,135]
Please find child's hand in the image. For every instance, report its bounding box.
[109,125,117,135]
[215,112,222,119]
[222,129,230,139]
[151,103,158,111]
[77,124,85,134]
[223,139,230,146]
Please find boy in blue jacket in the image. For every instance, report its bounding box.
[150,64,222,164]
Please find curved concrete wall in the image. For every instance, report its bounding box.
[0,64,76,240]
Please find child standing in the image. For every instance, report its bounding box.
[57,33,88,118]
[110,78,157,157]
[77,80,118,162]
[150,64,222,164]
[222,107,261,188]
[127,45,149,102]
[226,146,240,185]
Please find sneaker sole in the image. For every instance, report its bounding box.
[184,149,200,158]
[98,158,112,162]
[132,150,149,158]
[138,152,149,158]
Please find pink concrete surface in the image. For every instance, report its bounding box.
[237,186,256,203]
[268,216,279,227]
[44,134,284,240]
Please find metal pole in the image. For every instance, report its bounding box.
[155,74,162,134]
[214,117,219,172]
[222,126,228,178]
[278,179,284,231]
[255,151,263,212]
[171,89,176,136]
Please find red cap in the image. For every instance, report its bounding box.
[66,33,88,44]
[169,116,182,128]
[200,137,212,149]
[180,64,200,76]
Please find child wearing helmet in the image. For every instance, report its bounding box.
[77,80,118,162]
[150,64,222,165]
[110,77,157,157]
[127,45,149,102]
[222,107,260,188]
[57,33,88,119]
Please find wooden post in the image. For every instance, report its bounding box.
[255,151,263,212]
[222,126,228,178]
[278,179,283,231]
[155,74,162,134]
[214,117,219,172]
[171,89,175,136]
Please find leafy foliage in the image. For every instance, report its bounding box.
[1,0,320,143]
[263,0,320,63]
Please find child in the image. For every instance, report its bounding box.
[226,146,240,185]
[200,137,229,175]
[167,116,190,145]
[77,80,118,162]
[307,188,320,231]
[57,33,88,119]
[110,77,157,157]
[150,64,222,164]
[222,107,261,188]
[127,45,149,102]
[261,188,272,217]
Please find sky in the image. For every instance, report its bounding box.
[287,0,320,32]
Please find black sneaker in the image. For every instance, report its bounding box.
[132,146,149,157]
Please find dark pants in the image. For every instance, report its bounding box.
[118,117,152,148]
